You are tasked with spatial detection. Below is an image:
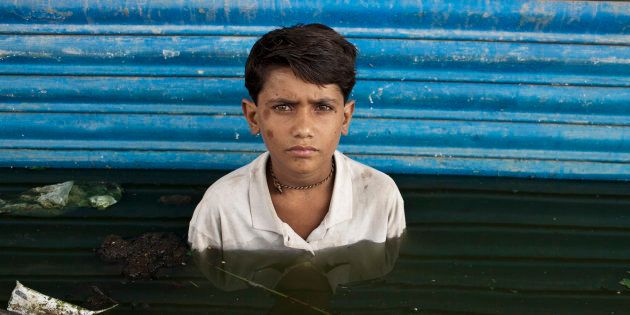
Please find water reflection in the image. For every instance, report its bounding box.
[193,236,404,314]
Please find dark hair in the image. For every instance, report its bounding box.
[245,23,357,103]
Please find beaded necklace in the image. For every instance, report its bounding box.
[269,159,335,193]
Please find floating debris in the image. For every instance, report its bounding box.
[97,232,188,280]
[7,281,117,315]
[66,182,123,210]
[0,181,123,216]
[89,195,118,209]
[31,181,74,208]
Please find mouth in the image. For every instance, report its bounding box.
[286,145,318,157]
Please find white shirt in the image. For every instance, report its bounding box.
[188,150,406,253]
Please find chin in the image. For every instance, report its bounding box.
[287,158,319,174]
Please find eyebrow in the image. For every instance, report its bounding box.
[264,98,298,106]
[311,97,337,104]
[264,97,339,106]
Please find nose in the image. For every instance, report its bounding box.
[291,107,314,139]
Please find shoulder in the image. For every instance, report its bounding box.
[188,153,268,250]
[336,151,403,209]
[205,163,251,200]
[336,151,406,239]
[338,151,399,193]
[192,168,247,220]
[200,152,268,203]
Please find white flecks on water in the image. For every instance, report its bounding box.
[234,132,240,140]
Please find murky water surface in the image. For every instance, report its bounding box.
[1,169,630,314]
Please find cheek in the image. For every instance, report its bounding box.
[266,130,274,139]
[262,109,270,119]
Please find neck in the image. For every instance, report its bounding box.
[267,157,335,193]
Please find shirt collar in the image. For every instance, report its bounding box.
[249,152,283,234]
[323,150,353,228]
[249,150,353,235]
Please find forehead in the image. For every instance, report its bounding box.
[259,67,343,102]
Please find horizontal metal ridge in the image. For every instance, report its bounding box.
[1,150,629,179]
[1,24,630,45]
[1,113,628,150]
[1,36,629,86]
[1,77,629,123]
[1,1,629,43]
[1,139,630,163]
[3,103,630,126]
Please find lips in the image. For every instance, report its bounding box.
[287,145,318,157]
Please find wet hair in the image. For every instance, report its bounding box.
[245,23,357,103]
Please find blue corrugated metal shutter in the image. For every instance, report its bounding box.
[0,1,629,180]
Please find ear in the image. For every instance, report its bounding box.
[242,98,260,135]
[341,100,355,136]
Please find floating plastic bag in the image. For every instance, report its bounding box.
[32,181,74,208]
[0,181,123,216]
[7,281,117,315]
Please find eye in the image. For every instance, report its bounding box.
[315,103,335,112]
[272,104,293,112]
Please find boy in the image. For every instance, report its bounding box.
[188,24,405,253]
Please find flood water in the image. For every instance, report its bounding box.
[1,168,630,314]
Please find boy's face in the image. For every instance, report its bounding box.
[242,67,354,176]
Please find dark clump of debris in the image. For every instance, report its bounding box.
[96,232,189,280]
